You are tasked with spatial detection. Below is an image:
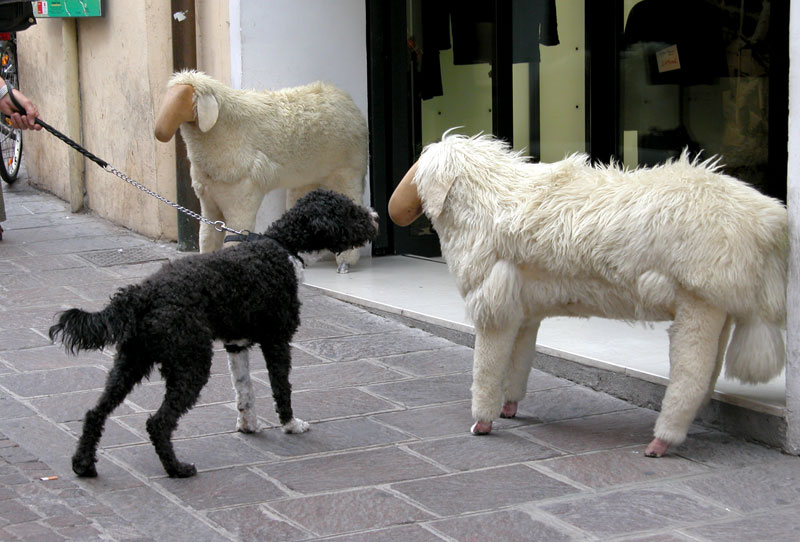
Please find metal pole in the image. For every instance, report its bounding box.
[170,0,200,251]
[62,18,84,213]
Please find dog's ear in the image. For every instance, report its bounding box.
[196,93,219,132]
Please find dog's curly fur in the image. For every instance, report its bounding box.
[49,189,378,478]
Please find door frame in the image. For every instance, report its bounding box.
[366,0,519,257]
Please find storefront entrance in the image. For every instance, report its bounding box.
[367,0,787,257]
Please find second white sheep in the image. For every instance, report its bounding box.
[155,70,368,272]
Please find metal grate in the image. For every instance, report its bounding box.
[77,247,170,267]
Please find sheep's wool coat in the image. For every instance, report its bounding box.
[168,71,368,194]
[413,134,787,383]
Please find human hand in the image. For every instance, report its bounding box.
[0,87,42,130]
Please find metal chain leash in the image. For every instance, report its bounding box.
[102,163,240,234]
[5,88,244,236]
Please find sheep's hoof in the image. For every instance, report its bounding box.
[500,401,518,418]
[470,420,492,435]
[644,437,669,458]
[337,262,350,274]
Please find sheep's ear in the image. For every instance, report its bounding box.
[422,174,456,219]
[196,94,219,132]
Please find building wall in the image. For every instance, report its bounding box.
[786,0,800,453]
[197,0,231,84]
[17,17,71,202]
[17,0,230,241]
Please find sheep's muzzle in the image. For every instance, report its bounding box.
[154,84,196,142]
[388,161,423,226]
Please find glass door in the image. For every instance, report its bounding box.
[367,0,786,257]
[619,0,787,200]
[394,0,588,256]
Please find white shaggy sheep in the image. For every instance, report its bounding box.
[388,132,787,458]
[154,70,368,272]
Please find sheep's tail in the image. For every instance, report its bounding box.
[724,318,785,384]
[49,305,131,355]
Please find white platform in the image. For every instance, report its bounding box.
[303,255,786,417]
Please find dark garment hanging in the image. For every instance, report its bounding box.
[450,0,559,65]
[624,0,726,86]
[418,1,450,100]
[450,1,495,65]
[418,0,559,99]
[512,0,559,64]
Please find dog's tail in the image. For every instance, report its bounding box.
[49,305,131,354]
[724,318,785,384]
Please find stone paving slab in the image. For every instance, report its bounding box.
[537,446,710,489]
[392,463,581,516]
[268,487,434,537]
[1,178,799,540]
[257,446,446,493]
[429,509,577,542]
[538,487,732,538]
[0,344,111,371]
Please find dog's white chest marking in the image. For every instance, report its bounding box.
[289,255,304,282]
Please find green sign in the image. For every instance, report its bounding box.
[33,1,102,18]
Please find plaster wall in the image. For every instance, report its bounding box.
[196,0,231,84]
[16,18,70,203]
[16,0,230,241]
[786,0,800,454]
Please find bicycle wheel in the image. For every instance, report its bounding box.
[0,39,22,184]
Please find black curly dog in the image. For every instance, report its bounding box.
[50,189,378,478]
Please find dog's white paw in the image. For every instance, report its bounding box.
[282,418,310,434]
[236,411,261,433]
[337,261,350,274]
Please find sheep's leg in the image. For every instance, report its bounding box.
[646,290,726,457]
[225,344,260,433]
[500,319,541,418]
[705,315,734,404]
[471,323,522,435]
[286,185,320,208]
[335,248,360,274]
[208,177,264,248]
[195,188,225,253]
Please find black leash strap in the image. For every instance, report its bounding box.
[5,88,243,236]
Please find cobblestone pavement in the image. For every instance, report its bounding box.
[1,176,799,541]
